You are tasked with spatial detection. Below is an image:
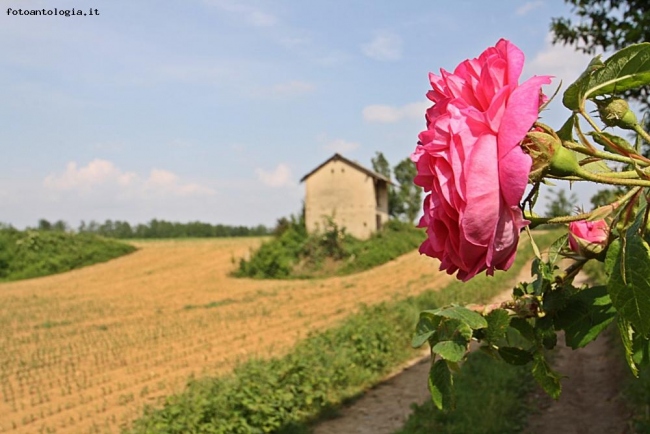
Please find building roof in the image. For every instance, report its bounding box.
[299,153,393,184]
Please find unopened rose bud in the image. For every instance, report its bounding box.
[522,131,556,181]
[596,98,639,130]
[568,219,609,258]
[522,126,580,178]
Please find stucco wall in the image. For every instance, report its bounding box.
[304,159,389,240]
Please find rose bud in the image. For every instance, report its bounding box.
[596,97,639,130]
[568,219,609,258]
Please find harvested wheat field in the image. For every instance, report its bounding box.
[0,237,451,434]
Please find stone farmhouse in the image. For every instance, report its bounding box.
[300,153,391,240]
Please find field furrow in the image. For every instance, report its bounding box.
[0,238,449,433]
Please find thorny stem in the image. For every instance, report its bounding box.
[556,258,589,286]
[633,123,650,145]
[563,141,650,167]
[528,186,642,227]
[579,107,603,136]
[575,167,650,187]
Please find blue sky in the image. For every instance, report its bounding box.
[1,0,602,229]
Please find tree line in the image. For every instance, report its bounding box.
[16,218,270,239]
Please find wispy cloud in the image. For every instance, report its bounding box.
[202,0,277,27]
[44,159,214,197]
[362,102,429,123]
[361,32,402,61]
[323,139,360,154]
[256,163,294,188]
[524,33,594,87]
[516,1,544,16]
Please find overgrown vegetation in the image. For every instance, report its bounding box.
[127,231,559,434]
[394,351,532,434]
[0,227,136,282]
[234,218,424,279]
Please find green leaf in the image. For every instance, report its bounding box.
[431,340,467,363]
[532,353,562,400]
[608,230,650,337]
[563,55,605,110]
[563,44,650,110]
[555,285,616,349]
[510,317,535,342]
[412,313,441,348]
[585,44,650,100]
[589,131,635,154]
[435,306,488,330]
[604,239,621,278]
[556,115,576,142]
[484,309,511,344]
[536,316,558,350]
[498,347,534,365]
[428,359,453,410]
[548,235,569,265]
[617,316,639,377]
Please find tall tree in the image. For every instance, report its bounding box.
[393,158,422,223]
[371,152,391,179]
[551,1,650,113]
[545,189,579,218]
[371,152,401,217]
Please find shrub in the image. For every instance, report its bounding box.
[0,228,136,282]
[235,219,424,279]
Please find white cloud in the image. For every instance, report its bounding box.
[44,159,214,197]
[324,139,360,154]
[268,80,315,97]
[145,169,215,196]
[361,32,402,61]
[44,160,136,192]
[362,101,429,123]
[256,163,293,188]
[524,33,594,89]
[203,0,277,27]
[516,1,544,16]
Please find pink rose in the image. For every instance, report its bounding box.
[412,39,551,281]
[568,220,609,256]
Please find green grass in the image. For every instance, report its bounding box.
[394,351,532,434]
[0,228,136,282]
[127,230,561,434]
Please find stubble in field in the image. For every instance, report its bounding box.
[0,237,448,433]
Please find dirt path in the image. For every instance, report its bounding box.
[524,272,630,434]
[524,330,630,434]
[312,264,528,434]
[312,268,631,434]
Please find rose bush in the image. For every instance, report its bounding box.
[568,219,609,256]
[412,39,551,281]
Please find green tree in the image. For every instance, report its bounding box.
[371,152,390,179]
[37,219,52,231]
[545,188,579,218]
[589,188,621,209]
[551,1,650,115]
[393,158,422,223]
[371,152,401,217]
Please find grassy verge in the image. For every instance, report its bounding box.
[394,351,532,434]
[0,228,136,282]
[234,220,423,279]
[127,231,560,434]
